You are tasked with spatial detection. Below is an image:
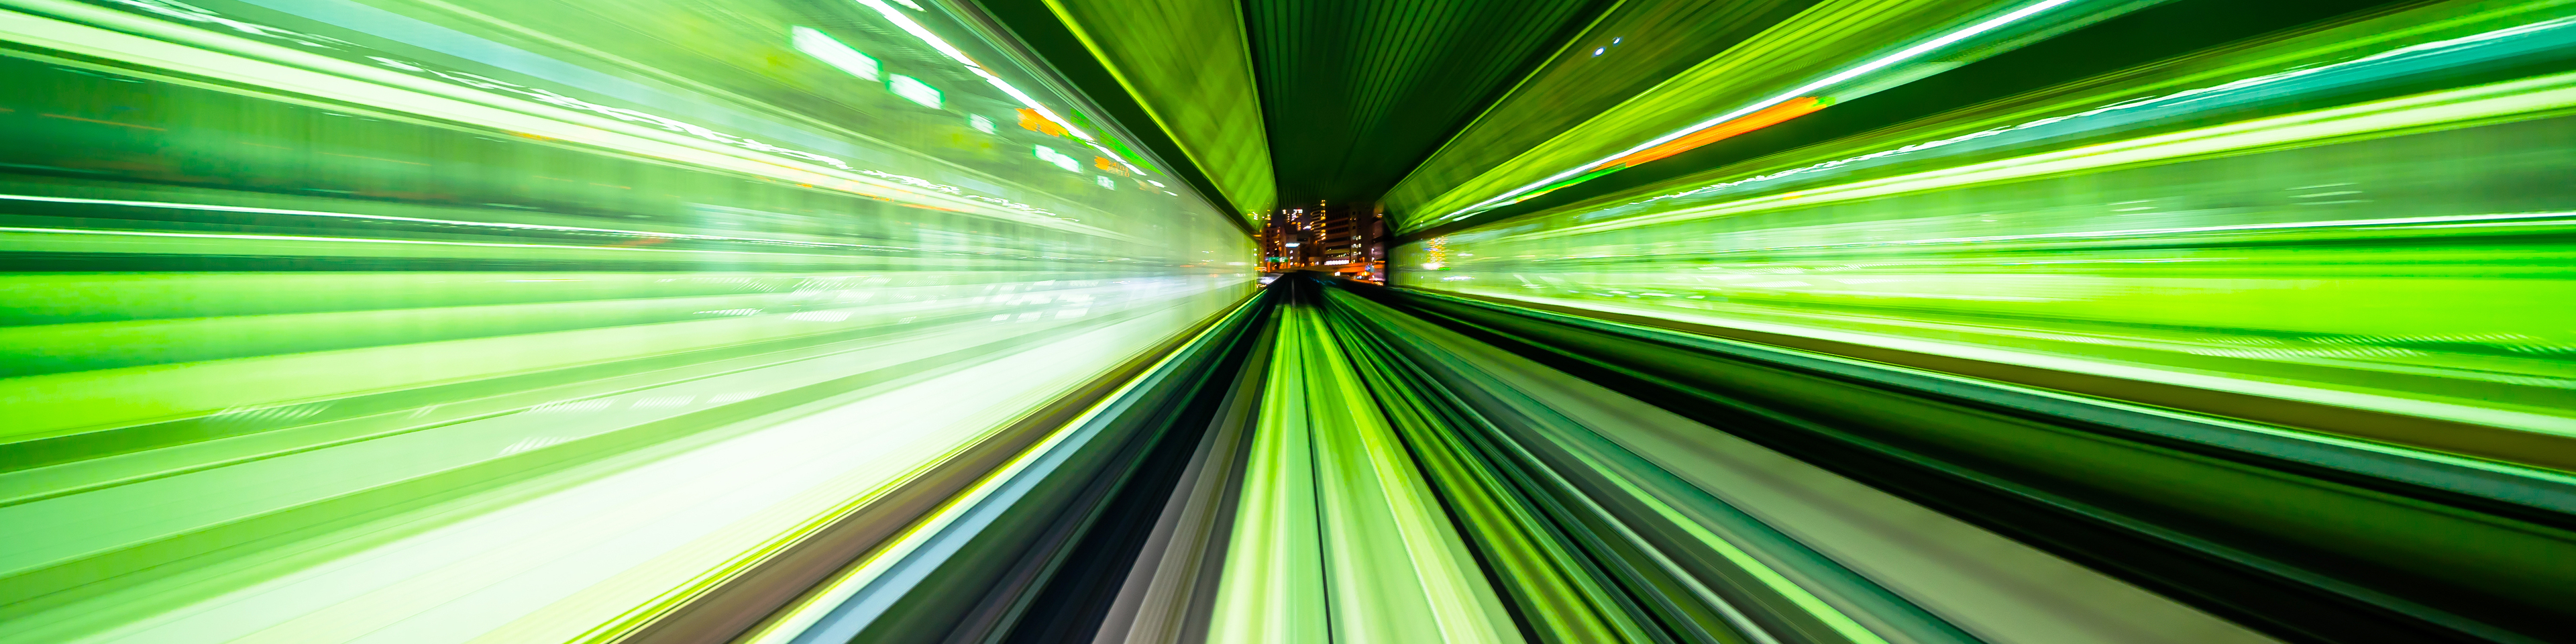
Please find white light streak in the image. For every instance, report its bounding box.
[888,74,943,108]
[0,194,876,250]
[792,26,879,80]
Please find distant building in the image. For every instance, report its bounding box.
[1260,202,1384,280]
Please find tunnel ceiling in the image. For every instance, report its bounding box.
[1239,0,1610,207]
[977,0,1619,211]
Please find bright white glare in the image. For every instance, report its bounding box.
[792,27,879,80]
[1095,175,1117,189]
[1442,0,2082,223]
[888,74,942,108]
[1033,145,1079,172]
[970,113,996,133]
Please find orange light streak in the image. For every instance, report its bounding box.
[1602,97,1828,168]
[42,113,164,130]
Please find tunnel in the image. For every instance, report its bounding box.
[3,0,2575,642]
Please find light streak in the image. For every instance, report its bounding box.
[1595,14,2576,219]
[1495,97,1833,207]
[1436,0,2084,225]
[742,299,1260,644]
[0,1,1143,236]
[0,225,844,257]
[0,194,879,249]
[1526,69,2576,240]
[1599,97,1830,168]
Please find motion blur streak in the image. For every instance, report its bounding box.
[0,0,1246,641]
[1401,0,2576,446]
[11,0,2576,643]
